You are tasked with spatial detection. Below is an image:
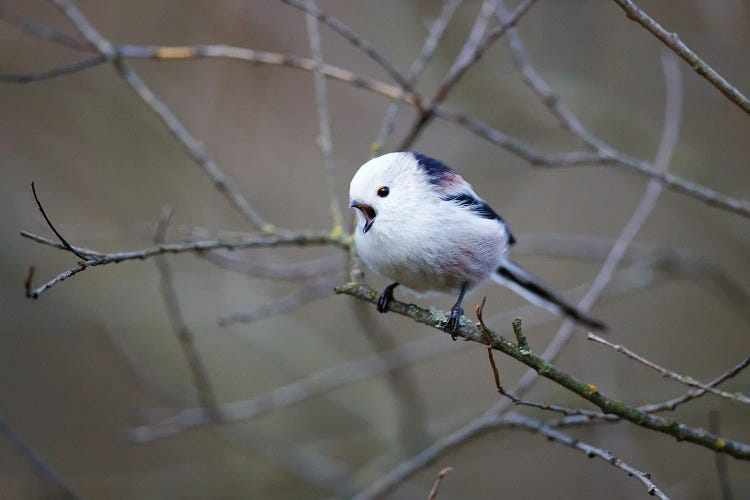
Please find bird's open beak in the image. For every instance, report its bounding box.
[350,200,376,234]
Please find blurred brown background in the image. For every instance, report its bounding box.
[1,1,749,498]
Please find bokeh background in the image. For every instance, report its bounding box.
[1,1,749,498]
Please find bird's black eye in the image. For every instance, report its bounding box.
[377,186,390,198]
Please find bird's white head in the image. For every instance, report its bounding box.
[349,152,433,234]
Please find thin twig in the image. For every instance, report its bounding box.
[304,0,343,230]
[22,229,347,298]
[129,333,453,442]
[372,0,464,154]
[218,276,335,326]
[639,356,750,414]
[30,182,89,260]
[398,0,497,150]
[0,415,80,499]
[547,355,750,428]
[48,0,114,57]
[709,411,735,500]
[479,304,605,419]
[153,207,221,421]
[0,55,106,83]
[612,0,750,116]
[427,466,454,500]
[588,333,750,405]
[281,0,419,106]
[502,414,669,499]
[353,406,670,499]
[48,0,270,231]
[114,60,271,230]
[476,297,504,393]
[399,0,537,149]
[0,6,92,51]
[24,265,36,299]
[200,251,343,281]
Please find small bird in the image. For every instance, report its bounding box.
[349,152,606,338]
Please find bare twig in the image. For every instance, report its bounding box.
[639,356,750,414]
[22,229,347,298]
[129,333,452,442]
[547,355,750,428]
[612,0,750,117]
[304,0,343,229]
[372,0,464,154]
[24,265,36,299]
[354,408,670,500]
[709,411,735,500]
[281,0,419,105]
[114,61,271,230]
[480,305,609,420]
[503,414,669,499]
[47,0,270,231]
[588,333,750,405]
[399,0,537,149]
[218,276,335,326]
[0,55,106,83]
[476,297,504,393]
[427,466,454,500]
[48,0,114,57]
[199,251,343,281]
[0,415,80,499]
[153,207,221,421]
[0,6,92,51]
[30,182,89,260]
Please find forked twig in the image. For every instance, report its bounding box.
[589,333,750,405]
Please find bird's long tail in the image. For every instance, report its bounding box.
[492,259,607,331]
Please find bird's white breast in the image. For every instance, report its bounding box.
[354,201,510,295]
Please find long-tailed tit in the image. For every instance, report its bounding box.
[349,152,606,338]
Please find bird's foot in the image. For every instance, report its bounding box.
[377,283,399,313]
[446,305,464,340]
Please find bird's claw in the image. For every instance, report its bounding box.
[376,293,390,313]
[377,283,398,313]
[446,306,463,340]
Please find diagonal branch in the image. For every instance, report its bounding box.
[281,0,419,106]
[0,6,92,51]
[503,414,669,499]
[153,207,221,421]
[372,0,464,154]
[589,333,750,405]
[0,55,106,83]
[336,282,750,460]
[399,0,537,149]
[48,0,270,231]
[612,0,750,116]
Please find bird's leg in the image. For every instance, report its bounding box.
[446,283,468,340]
[377,282,400,313]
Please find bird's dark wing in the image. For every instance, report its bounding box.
[441,192,516,245]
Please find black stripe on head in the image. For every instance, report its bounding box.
[442,192,516,245]
[412,152,454,185]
